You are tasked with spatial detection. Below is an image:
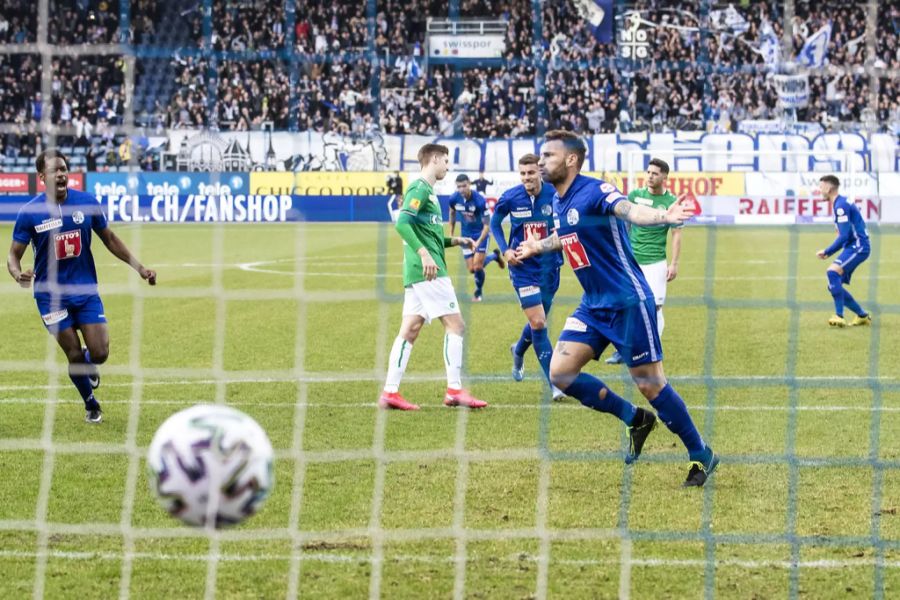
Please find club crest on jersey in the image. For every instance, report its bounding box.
[35,218,63,233]
[541,204,552,216]
[511,209,532,218]
[53,230,82,260]
[72,210,85,224]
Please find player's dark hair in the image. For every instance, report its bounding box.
[36,148,70,173]
[544,130,587,168]
[455,174,470,183]
[518,153,539,166]
[820,175,840,188]
[648,158,670,175]
[417,143,449,166]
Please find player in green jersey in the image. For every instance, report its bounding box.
[379,143,488,410]
[607,158,685,365]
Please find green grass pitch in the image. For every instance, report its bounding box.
[0,221,898,599]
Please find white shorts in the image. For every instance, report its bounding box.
[402,276,461,324]
[639,260,667,306]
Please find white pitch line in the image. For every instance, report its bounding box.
[1,549,898,571]
[0,372,894,393]
[0,397,895,413]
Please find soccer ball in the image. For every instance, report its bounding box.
[146,404,274,527]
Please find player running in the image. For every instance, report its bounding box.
[448,174,505,301]
[379,144,487,411]
[816,175,871,327]
[607,158,683,365]
[517,130,718,487]
[490,154,565,401]
[7,149,157,424]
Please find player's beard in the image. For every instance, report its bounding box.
[540,164,566,185]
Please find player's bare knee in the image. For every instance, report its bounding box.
[64,348,84,363]
[90,346,109,364]
[529,316,547,330]
[634,379,663,400]
[549,368,574,391]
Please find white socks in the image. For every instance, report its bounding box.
[657,307,665,339]
[444,333,464,390]
[384,336,413,393]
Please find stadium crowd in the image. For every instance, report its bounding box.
[0,0,897,166]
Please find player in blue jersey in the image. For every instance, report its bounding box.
[517,130,718,487]
[449,174,505,301]
[815,175,872,327]
[490,154,565,401]
[7,149,157,423]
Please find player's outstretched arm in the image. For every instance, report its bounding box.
[7,241,34,288]
[96,227,157,285]
[516,232,562,260]
[614,194,694,226]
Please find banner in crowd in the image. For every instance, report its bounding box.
[429,35,506,59]
[159,130,900,175]
[1,170,897,224]
[773,74,809,108]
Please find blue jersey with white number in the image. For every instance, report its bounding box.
[449,190,489,237]
[12,189,108,297]
[824,195,870,256]
[553,174,653,310]
[490,182,563,277]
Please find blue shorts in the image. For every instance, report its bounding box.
[833,247,869,284]
[558,298,663,367]
[35,293,107,334]
[510,266,560,310]
[462,232,489,258]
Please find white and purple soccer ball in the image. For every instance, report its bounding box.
[147,404,274,527]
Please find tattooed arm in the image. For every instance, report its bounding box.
[515,232,562,260]
[613,194,694,226]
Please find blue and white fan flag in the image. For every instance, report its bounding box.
[797,21,832,68]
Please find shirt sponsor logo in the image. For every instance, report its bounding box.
[518,285,540,297]
[635,197,653,206]
[605,192,626,204]
[511,209,532,218]
[541,204,552,216]
[54,230,82,260]
[72,210,85,224]
[563,317,588,332]
[523,221,548,241]
[566,208,579,226]
[837,215,848,223]
[35,218,63,233]
[559,233,591,270]
[41,309,69,325]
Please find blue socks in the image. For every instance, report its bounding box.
[827,270,844,317]
[843,289,866,317]
[68,363,96,409]
[565,373,637,425]
[531,327,553,383]
[514,323,532,356]
[650,384,705,457]
[473,268,485,296]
